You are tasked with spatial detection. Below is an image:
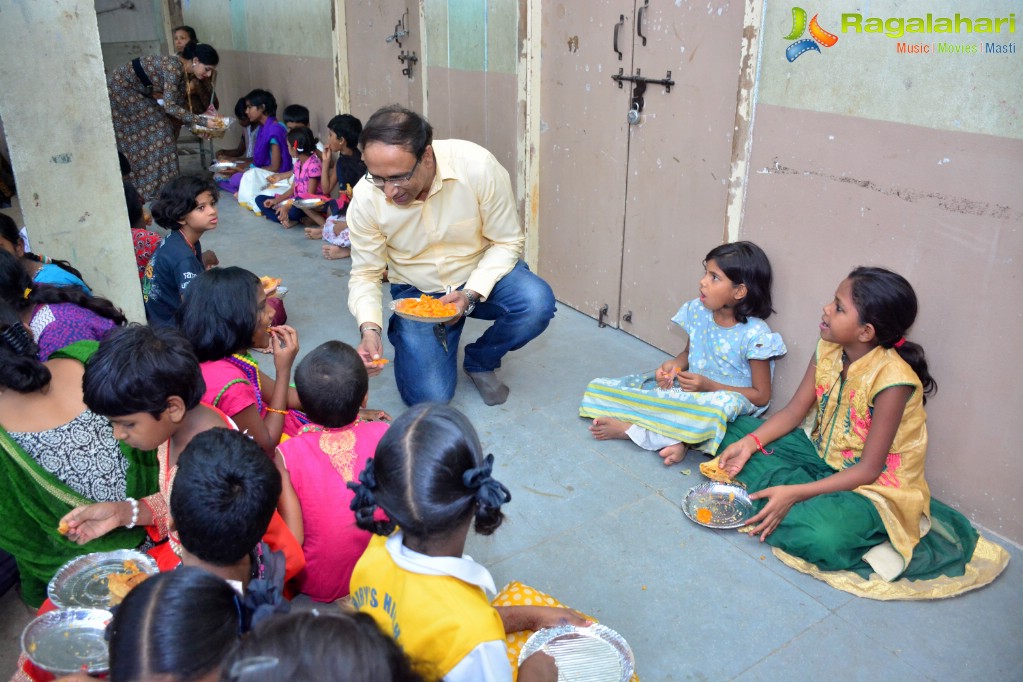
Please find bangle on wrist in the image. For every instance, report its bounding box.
[266,407,288,415]
[749,433,773,456]
[361,326,381,336]
[125,498,139,529]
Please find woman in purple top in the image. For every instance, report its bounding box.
[217,89,293,210]
[0,251,125,360]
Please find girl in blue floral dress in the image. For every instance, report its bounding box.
[581,242,786,464]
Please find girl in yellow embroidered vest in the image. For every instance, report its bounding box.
[349,404,588,682]
[717,267,981,584]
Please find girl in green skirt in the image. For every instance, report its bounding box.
[717,267,979,583]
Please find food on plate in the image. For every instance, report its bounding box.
[260,276,281,293]
[395,295,458,318]
[695,507,713,524]
[107,560,149,605]
[700,457,733,483]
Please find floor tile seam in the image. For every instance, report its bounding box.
[483,492,670,571]
[827,607,941,681]
[726,616,834,681]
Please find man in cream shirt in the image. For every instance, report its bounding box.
[347,105,556,406]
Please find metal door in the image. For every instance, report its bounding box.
[539,1,745,353]
[345,2,423,120]
[538,2,632,328]
[619,0,744,351]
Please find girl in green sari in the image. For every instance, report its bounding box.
[0,301,157,606]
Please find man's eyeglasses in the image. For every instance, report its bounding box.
[365,155,421,189]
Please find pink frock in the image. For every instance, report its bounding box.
[276,420,388,601]
[200,355,305,438]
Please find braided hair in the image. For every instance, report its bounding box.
[0,250,126,326]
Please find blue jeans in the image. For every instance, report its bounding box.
[388,260,556,405]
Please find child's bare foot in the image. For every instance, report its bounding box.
[658,443,689,466]
[589,417,631,440]
[323,244,351,260]
[304,227,323,240]
[281,218,295,229]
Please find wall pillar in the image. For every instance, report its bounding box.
[0,0,144,320]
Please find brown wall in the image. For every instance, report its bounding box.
[736,0,1022,543]
[740,103,1023,541]
[213,51,334,140]
[182,1,336,148]
[423,0,520,176]
[426,68,518,172]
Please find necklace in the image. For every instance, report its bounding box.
[226,353,263,413]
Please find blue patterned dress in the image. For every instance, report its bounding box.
[580,299,786,455]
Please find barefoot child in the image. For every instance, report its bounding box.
[255,127,322,228]
[716,267,989,585]
[221,89,293,210]
[349,404,587,682]
[303,114,366,261]
[275,341,391,602]
[581,241,786,465]
[143,174,220,327]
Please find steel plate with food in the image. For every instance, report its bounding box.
[292,197,326,209]
[21,608,112,676]
[518,624,635,682]
[48,550,157,609]
[390,295,460,324]
[681,480,754,529]
[209,160,242,172]
[191,115,233,139]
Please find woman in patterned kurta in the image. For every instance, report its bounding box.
[107,43,219,200]
[717,268,984,585]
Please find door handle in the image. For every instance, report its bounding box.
[613,14,624,60]
[637,0,649,46]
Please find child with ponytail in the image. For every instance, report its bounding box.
[716,267,994,588]
[348,404,586,682]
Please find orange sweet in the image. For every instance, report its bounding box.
[695,507,713,524]
[396,295,458,318]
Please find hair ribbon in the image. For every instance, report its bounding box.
[893,337,906,348]
[347,458,379,512]
[23,287,31,300]
[462,454,511,508]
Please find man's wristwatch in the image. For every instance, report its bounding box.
[463,290,480,315]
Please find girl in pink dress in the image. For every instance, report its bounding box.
[255,127,323,228]
[275,341,391,602]
[177,266,306,457]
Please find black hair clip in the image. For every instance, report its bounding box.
[347,458,378,511]
[0,323,33,356]
[463,454,511,508]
